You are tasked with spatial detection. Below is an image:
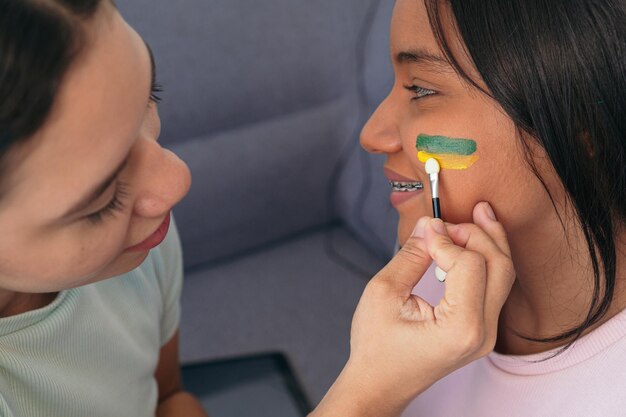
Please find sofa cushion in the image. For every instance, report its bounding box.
[118,0,376,145]
[334,0,398,259]
[171,96,358,268]
[179,225,386,403]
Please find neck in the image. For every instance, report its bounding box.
[495,213,626,356]
[0,290,58,318]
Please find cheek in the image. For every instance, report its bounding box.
[66,227,129,278]
[0,223,131,293]
[438,134,527,223]
[399,106,551,233]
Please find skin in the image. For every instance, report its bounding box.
[0,3,204,415]
[360,0,626,355]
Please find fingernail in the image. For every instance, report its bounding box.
[483,202,497,221]
[412,217,430,238]
[430,218,446,235]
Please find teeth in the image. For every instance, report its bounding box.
[390,181,424,192]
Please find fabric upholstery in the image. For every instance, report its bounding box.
[180,226,385,403]
[171,96,357,267]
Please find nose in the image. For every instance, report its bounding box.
[360,95,402,154]
[131,139,192,218]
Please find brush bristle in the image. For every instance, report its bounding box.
[425,158,440,174]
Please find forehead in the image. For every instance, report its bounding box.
[389,0,482,85]
[391,0,438,52]
[3,5,150,210]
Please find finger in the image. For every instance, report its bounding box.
[472,202,515,324]
[372,216,433,291]
[472,202,512,257]
[446,223,506,266]
[446,205,515,326]
[423,219,487,317]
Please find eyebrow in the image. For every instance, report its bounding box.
[395,48,452,71]
[63,41,156,218]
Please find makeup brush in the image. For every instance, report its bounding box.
[425,158,447,283]
[425,158,441,219]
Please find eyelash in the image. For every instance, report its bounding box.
[150,81,164,103]
[404,84,437,101]
[86,182,130,225]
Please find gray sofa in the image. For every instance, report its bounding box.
[119,0,397,405]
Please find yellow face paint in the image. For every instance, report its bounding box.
[417,151,479,170]
[416,134,479,170]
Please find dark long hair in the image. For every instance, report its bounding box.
[426,0,626,348]
[0,0,101,169]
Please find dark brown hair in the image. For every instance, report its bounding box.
[425,0,626,350]
[0,0,102,159]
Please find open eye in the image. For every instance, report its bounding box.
[404,84,437,101]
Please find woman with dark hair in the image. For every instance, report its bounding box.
[361,0,626,415]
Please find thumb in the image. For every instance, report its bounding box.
[373,217,433,290]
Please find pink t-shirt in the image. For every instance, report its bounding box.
[403,266,626,417]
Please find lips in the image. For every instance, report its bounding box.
[384,167,421,183]
[125,212,171,253]
[384,167,424,207]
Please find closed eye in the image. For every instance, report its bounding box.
[150,81,163,103]
[86,181,130,225]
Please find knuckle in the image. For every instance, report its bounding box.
[463,223,483,234]
[457,326,487,356]
[458,251,486,274]
[481,333,498,355]
[365,277,391,296]
[496,257,516,279]
[396,239,431,266]
[429,235,454,259]
[500,257,515,277]
[456,222,482,240]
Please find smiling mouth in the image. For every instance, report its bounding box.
[389,180,424,192]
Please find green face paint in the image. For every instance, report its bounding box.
[416,134,479,170]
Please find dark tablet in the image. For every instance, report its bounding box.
[181,352,312,417]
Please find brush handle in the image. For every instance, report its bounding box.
[432,197,441,219]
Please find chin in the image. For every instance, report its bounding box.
[93,250,150,282]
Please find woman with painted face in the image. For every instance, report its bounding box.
[358,0,626,415]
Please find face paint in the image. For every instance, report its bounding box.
[416,134,479,170]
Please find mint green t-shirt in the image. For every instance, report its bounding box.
[0,220,183,417]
